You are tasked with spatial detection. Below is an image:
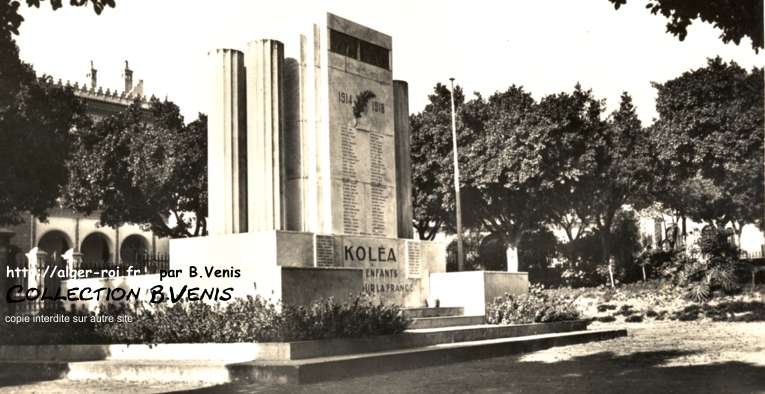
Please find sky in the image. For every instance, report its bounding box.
[14,0,764,125]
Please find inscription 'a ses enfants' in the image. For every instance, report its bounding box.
[337,91,385,113]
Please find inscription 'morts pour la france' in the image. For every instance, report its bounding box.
[344,244,397,262]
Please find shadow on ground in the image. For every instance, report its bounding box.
[0,363,68,388]
[179,350,765,394]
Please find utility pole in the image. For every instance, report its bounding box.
[449,78,465,271]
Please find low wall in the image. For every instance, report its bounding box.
[429,271,529,315]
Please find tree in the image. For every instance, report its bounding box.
[531,85,606,244]
[0,0,114,225]
[410,83,469,240]
[460,85,548,247]
[0,35,85,225]
[608,0,764,51]
[582,92,654,265]
[64,99,208,238]
[651,57,764,237]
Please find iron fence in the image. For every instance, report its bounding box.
[78,253,169,277]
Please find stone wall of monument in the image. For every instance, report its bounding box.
[325,14,398,239]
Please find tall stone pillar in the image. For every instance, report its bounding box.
[283,57,306,231]
[394,81,414,239]
[246,39,287,231]
[207,49,248,235]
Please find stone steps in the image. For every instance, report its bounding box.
[231,329,626,384]
[0,328,627,385]
[409,315,485,329]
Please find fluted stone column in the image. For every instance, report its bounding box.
[394,81,413,239]
[207,49,248,235]
[246,39,287,231]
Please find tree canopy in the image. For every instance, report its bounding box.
[651,57,764,234]
[409,83,467,240]
[0,32,85,225]
[64,99,208,238]
[0,0,114,226]
[608,0,764,51]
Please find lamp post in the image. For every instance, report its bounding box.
[449,78,465,271]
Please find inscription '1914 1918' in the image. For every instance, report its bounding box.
[337,91,385,113]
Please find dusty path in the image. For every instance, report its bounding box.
[1,321,763,393]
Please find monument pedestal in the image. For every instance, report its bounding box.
[169,230,445,307]
[428,271,529,315]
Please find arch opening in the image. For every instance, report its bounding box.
[81,232,111,268]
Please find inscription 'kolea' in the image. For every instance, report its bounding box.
[344,245,397,262]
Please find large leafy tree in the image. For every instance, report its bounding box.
[530,85,606,244]
[582,93,654,264]
[0,0,114,225]
[460,85,548,247]
[64,99,208,238]
[608,0,763,51]
[410,83,469,240]
[0,31,85,225]
[652,57,764,237]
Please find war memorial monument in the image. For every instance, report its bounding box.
[169,12,529,312]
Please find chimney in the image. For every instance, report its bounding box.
[88,60,97,89]
[123,60,133,93]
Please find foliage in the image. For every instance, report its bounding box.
[580,93,654,265]
[445,231,482,271]
[0,36,86,225]
[486,285,581,324]
[518,227,559,281]
[546,209,642,288]
[651,57,764,233]
[352,90,376,119]
[459,85,548,246]
[608,0,763,51]
[0,296,411,345]
[656,227,740,301]
[410,83,470,240]
[0,0,113,225]
[63,99,208,238]
[1,0,115,39]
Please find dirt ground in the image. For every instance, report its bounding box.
[1,320,763,393]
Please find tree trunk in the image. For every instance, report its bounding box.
[599,228,611,265]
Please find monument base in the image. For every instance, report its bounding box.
[169,230,446,307]
[429,271,529,315]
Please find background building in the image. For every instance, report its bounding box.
[6,61,169,268]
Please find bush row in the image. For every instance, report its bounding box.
[486,285,581,325]
[0,295,411,345]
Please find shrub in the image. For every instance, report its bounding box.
[596,304,617,312]
[625,314,643,323]
[658,227,741,301]
[486,285,581,324]
[0,295,411,345]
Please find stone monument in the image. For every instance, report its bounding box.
[171,13,445,307]
[171,12,528,310]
